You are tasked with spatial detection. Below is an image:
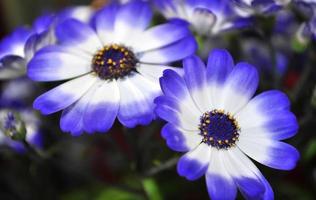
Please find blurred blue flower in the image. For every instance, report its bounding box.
[233,0,290,16]
[154,0,252,35]
[241,39,289,75]
[27,1,196,135]
[0,27,32,79]
[0,6,95,80]
[294,4,316,43]
[0,109,42,153]
[0,78,42,153]
[155,49,299,199]
[274,9,298,36]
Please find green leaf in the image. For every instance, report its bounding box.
[142,178,162,200]
[291,37,308,53]
[303,139,316,162]
[96,187,144,200]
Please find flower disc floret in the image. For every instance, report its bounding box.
[199,109,240,149]
[92,44,138,80]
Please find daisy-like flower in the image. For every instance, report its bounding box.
[0,79,42,153]
[241,39,288,75]
[0,13,58,79]
[27,1,196,135]
[233,0,290,16]
[0,6,94,80]
[155,49,299,199]
[0,27,33,79]
[0,109,42,153]
[154,0,251,35]
[294,3,316,43]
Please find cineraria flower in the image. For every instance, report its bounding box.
[294,3,316,43]
[58,6,94,23]
[0,79,42,153]
[0,109,42,153]
[0,78,38,108]
[0,27,33,79]
[0,6,94,80]
[27,1,196,135]
[241,39,288,75]
[154,0,251,35]
[155,49,299,199]
[233,0,290,16]
[295,0,316,4]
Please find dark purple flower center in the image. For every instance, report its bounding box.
[199,110,240,149]
[92,44,138,80]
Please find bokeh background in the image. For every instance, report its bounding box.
[0,0,316,200]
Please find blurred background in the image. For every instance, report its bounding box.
[0,0,316,200]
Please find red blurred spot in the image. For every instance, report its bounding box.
[284,70,300,89]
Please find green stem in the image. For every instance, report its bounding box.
[144,157,178,177]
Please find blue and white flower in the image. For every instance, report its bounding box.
[294,0,316,5]
[58,6,94,23]
[0,27,33,79]
[0,78,38,108]
[154,0,251,35]
[294,3,316,43]
[0,78,42,153]
[0,6,94,80]
[0,109,42,153]
[241,39,288,75]
[233,0,290,16]
[155,49,299,199]
[27,1,196,135]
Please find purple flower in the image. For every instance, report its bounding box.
[0,6,95,80]
[233,0,290,16]
[0,109,42,153]
[154,0,251,35]
[27,1,197,135]
[241,39,289,75]
[155,49,299,199]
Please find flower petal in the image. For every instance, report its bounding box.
[24,30,56,62]
[159,69,202,119]
[238,136,299,170]
[34,74,97,115]
[236,90,297,140]
[224,148,273,200]
[114,1,152,41]
[130,23,191,53]
[57,6,93,24]
[0,56,26,79]
[137,63,183,83]
[28,46,92,81]
[92,4,119,44]
[205,49,235,110]
[154,96,201,130]
[160,69,193,102]
[220,62,259,114]
[205,150,237,200]
[161,123,201,152]
[60,81,100,136]
[177,143,211,180]
[191,8,216,35]
[183,55,211,111]
[138,36,197,64]
[56,19,102,54]
[117,73,159,127]
[0,27,32,58]
[32,14,54,34]
[206,49,234,85]
[83,80,120,133]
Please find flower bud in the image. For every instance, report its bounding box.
[1,111,26,141]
